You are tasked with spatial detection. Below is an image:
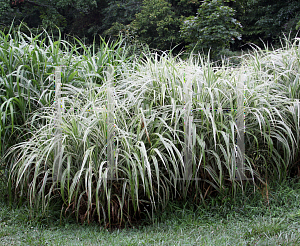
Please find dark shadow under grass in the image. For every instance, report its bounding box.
[1,177,300,245]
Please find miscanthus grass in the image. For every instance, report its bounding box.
[0,24,138,158]
[1,26,299,228]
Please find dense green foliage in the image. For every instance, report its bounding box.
[180,0,242,58]
[238,0,300,46]
[1,0,300,55]
[132,0,181,50]
[102,0,141,38]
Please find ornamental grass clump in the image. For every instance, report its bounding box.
[240,38,300,181]
[0,24,136,159]
[1,31,300,227]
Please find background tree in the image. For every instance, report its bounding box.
[1,0,108,42]
[168,0,200,17]
[131,0,182,50]
[180,0,242,59]
[232,0,300,48]
[102,0,142,38]
[1,0,300,58]
[0,0,19,27]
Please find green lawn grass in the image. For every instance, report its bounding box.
[1,178,300,245]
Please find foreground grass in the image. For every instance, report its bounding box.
[1,178,300,245]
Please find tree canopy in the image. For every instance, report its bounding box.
[1,0,300,58]
[180,0,242,58]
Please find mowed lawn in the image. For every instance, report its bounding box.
[1,178,300,245]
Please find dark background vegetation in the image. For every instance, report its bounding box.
[1,0,300,59]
